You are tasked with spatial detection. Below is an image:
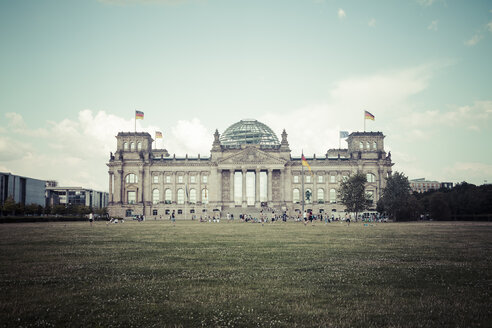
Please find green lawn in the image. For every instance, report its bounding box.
[0,220,490,327]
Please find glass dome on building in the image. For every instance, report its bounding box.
[220,119,280,147]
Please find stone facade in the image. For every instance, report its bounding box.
[107,124,393,219]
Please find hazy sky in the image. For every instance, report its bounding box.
[1,0,491,191]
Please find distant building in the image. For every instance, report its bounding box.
[46,187,108,209]
[0,172,46,207]
[410,178,452,193]
[440,182,454,189]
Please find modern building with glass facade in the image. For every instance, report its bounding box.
[107,119,394,218]
[46,187,109,209]
[0,172,46,207]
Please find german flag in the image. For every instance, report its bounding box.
[364,110,375,120]
[301,154,312,172]
[136,110,144,120]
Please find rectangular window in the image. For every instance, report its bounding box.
[127,191,136,204]
[202,175,208,183]
[330,175,336,183]
[190,176,196,183]
[293,175,299,183]
[178,176,183,183]
[305,175,311,183]
[166,176,171,183]
[152,209,158,216]
[318,175,323,183]
[153,175,158,184]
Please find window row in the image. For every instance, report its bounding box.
[152,174,208,184]
[123,141,142,151]
[359,141,378,150]
[125,174,208,184]
[293,173,376,184]
[150,188,209,205]
[292,188,337,204]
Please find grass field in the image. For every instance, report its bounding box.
[0,220,490,327]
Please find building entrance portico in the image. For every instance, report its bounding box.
[229,168,272,208]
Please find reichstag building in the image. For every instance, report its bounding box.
[107,119,393,218]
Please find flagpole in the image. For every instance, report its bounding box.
[339,131,341,149]
[364,111,366,132]
[135,110,137,133]
[301,152,305,217]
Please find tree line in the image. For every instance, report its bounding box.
[339,171,492,221]
[0,196,107,217]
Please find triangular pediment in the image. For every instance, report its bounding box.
[218,146,287,165]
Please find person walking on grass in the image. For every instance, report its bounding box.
[171,210,176,225]
[89,212,94,227]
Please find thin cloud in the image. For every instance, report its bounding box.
[338,8,346,19]
[487,21,492,33]
[428,20,438,31]
[465,33,483,46]
[368,18,376,27]
[98,0,189,5]
[417,0,437,6]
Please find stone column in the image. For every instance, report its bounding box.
[198,172,202,203]
[117,169,123,203]
[313,171,318,204]
[217,169,223,205]
[255,168,260,206]
[160,172,164,203]
[242,169,247,207]
[229,170,234,203]
[108,172,113,203]
[139,169,144,204]
[279,169,284,204]
[172,172,176,204]
[267,168,273,202]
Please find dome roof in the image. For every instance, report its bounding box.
[220,119,280,147]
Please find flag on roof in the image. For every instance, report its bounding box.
[340,131,349,138]
[155,131,163,138]
[364,110,375,120]
[136,110,144,120]
[301,154,312,172]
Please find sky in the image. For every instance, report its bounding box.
[1,0,491,192]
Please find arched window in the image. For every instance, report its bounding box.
[152,189,159,205]
[137,142,142,151]
[177,189,184,205]
[359,142,363,149]
[130,142,135,151]
[317,189,324,203]
[367,173,376,183]
[189,189,196,204]
[305,189,312,204]
[202,188,209,204]
[366,142,370,149]
[330,189,336,203]
[123,142,129,151]
[373,141,377,150]
[125,173,138,184]
[293,189,300,203]
[165,189,172,204]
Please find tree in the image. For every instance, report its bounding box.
[380,171,413,221]
[339,172,372,220]
[429,192,451,220]
[2,196,17,216]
